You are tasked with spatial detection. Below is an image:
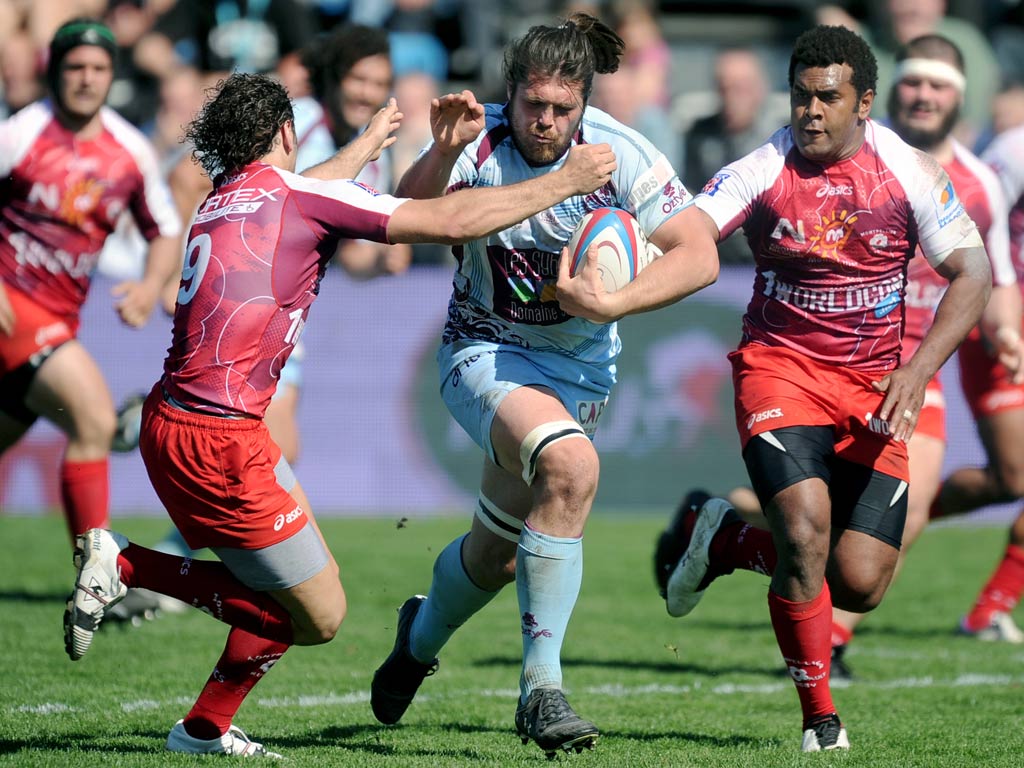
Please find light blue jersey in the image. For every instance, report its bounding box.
[440,104,689,366]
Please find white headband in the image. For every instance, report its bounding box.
[894,58,966,93]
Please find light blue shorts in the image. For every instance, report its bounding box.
[437,339,616,464]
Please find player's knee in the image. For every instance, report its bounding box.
[463,530,517,590]
[995,463,1024,499]
[830,569,890,613]
[533,439,599,509]
[76,405,117,448]
[294,598,347,645]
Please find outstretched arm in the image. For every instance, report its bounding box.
[395,90,485,199]
[302,99,403,181]
[387,143,616,244]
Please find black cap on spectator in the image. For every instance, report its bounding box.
[47,18,117,93]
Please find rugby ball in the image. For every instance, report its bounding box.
[566,207,654,293]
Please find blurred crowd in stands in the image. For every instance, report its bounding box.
[3,0,1024,265]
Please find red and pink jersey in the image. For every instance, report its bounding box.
[982,124,1024,285]
[695,120,979,373]
[903,140,1012,358]
[0,101,179,324]
[161,163,405,417]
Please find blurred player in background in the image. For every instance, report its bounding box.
[368,12,718,757]
[655,25,992,751]
[63,71,617,758]
[0,19,179,547]
[929,120,1024,641]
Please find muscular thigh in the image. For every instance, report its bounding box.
[28,340,115,434]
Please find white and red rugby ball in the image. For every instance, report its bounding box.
[566,207,655,292]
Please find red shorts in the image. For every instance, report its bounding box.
[139,386,307,550]
[0,285,76,376]
[730,344,909,482]
[958,329,1024,419]
[916,376,946,442]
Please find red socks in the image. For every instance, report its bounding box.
[182,628,290,740]
[962,544,1024,631]
[712,522,777,576]
[116,544,294,644]
[60,458,109,540]
[768,584,836,728]
[831,621,853,649]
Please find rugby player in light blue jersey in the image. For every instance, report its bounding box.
[369,11,719,757]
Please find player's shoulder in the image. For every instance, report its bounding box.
[2,99,53,130]
[580,105,653,151]
[982,124,1024,168]
[951,139,1002,192]
[98,106,162,166]
[867,120,935,171]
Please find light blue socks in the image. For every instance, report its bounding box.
[409,534,498,663]
[516,525,583,701]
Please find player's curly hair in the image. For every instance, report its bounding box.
[789,25,878,98]
[184,73,294,178]
[503,12,624,104]
[300,24,391,145]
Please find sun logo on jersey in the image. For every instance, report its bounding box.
[59,178,104,226]
[809,209,858,260]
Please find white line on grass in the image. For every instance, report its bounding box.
[10,673,1024,717]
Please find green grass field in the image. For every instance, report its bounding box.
[3,514,1023,767]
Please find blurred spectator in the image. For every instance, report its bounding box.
[818,0,1000,143]
[590,67,680,174]
[991,82,1024,137]
[683,48,781,264]
[295,23,411,274]
[104,0,161,126]
[350,0,453,80]
[0,30,44,118]
[613,0,671,110]
[148,0,318,75]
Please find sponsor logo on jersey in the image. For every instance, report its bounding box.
[701,172,730,196]
[873,290,901,318]
[628,156,675,209]
[816,183,853,197]
[195,186,281,223]
[810,210,858,260]
[761,271,904,315]
[351,180,381,196]
[932,178,966,227]
[746,407,783,430]
[661,180,690,215]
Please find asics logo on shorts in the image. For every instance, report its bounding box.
[747,407,783,430]
[273,506,304,531]
[35,321,69,346]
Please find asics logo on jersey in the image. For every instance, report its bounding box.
[747,407,783,429]
[816,183,853,197]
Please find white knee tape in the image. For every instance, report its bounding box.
[518,420,587,486]
[475,492,523,543]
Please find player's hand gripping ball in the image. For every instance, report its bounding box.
[566,207,659,292]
